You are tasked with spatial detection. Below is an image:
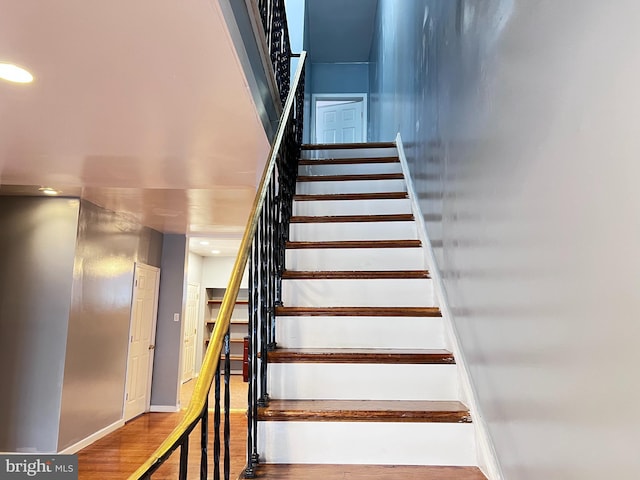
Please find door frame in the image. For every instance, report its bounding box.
[181,282,200,383]
[123,262,161,420]
[311,93,368,144]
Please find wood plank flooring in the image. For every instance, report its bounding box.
[282,270,430,279]
[301,141,396,150]
[248,464,487,479]
[285,240,422,249]
[290,214,414,223]
[267,348,455,364]
[275,306,442,317]
[298,157,399,165]
[258,399,471,423]
[77,412,247,480]
[297,173,404,182]
[293,192,408,201]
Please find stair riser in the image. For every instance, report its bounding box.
[301,147,397,160]
[286,248,426,271]
[275,316,447,349]
[296,179,406,195]
[289,222,418,242]
[267,364,457,400]
[281,278,434,307]
[298,163,402,176]
[293,198,412,216]
[257,422,475,465]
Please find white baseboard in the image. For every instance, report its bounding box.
[58,419,124,454]
[150,405,180,413]
[395,133,504,480]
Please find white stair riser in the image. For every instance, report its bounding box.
[301,147,397,160]
[267,364,457,400]
[281,278,434,307]
[289,222,418,242]
[293,198,412,216]
[298,162,402,176]
[286,248,426,271]
[296,179,406,195]
[258,422,475,465]
[276,316,447,349]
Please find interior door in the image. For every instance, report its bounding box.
[316,100,364,143]
[124,263,160,421]
[182,283,199,383]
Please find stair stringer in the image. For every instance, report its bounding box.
[396,133,504,480]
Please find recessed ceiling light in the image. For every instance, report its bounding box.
[211,250,221,255]
[0,63,34,83]
[39,187,60,196]
[199,241,210,246]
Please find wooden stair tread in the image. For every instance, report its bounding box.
[297,173,404,182]
[286,239,421,249]
[290,213,414,223]
[245,464,486,480]
[299,156,399,165]
[301,142,396,150]
[268,348,454,364]
[294,192,408,201]
[282,270,430,279]
[258,399,471,423]
[275,306,442,317]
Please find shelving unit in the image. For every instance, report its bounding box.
[205,287,248,374]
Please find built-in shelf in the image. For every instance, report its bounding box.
[204,287,248,375]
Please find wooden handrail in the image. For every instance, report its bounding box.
[127,50,307,479]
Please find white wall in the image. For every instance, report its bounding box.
[369,1,640,478]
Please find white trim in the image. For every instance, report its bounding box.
[58,419,124,454]
[395,133,504,480]
[311,93,368,144]
[150,405,181,413]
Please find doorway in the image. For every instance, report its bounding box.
[123,263,160,422]
[312,94,368,144]
[181,282,199,383]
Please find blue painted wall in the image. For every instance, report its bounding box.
[310,63,369,94]
[368,1,640,478]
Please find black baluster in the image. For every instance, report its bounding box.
[224,332,231,480]
[200,399,208,480]
[244,247,256,478]
[179,436,189,480]
[213,362,221,480]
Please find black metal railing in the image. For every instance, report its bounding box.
[127,51,306,480]
[242,48,305,480]
[256,0,292,105]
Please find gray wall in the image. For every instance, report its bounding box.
[0,197,79,452]
[58,200,162,450]
[219,0,281,141]
[150,234,187,408]
[369,1,640,478]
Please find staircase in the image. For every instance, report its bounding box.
[245,142,487,479]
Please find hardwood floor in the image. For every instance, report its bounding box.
[77,412,247,480]
[78,377,249,479]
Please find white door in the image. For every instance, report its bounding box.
[182,283,199,383]
[316,100,364,144]
[124,263,160,421]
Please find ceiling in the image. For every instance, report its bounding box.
[305,0,379,63]
[0,0,271,256]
